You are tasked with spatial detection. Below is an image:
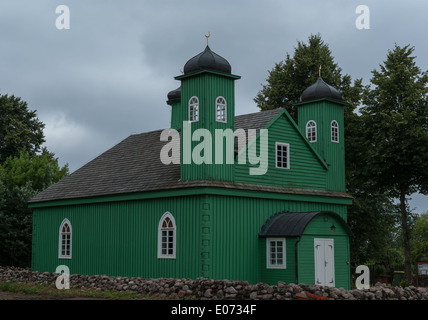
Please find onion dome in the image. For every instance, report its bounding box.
[300,77,342,102]
[167,86,181,101]
[183,46,232,75]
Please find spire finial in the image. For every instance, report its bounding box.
[319,65,322,77]
[205,32,210,46]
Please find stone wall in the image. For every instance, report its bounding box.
[1,266,427,300]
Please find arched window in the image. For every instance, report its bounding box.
[306,120,317,142]
[58,219,72,259]
[189,96,199,122]
[331,120,339,143]
[216,96,227,122]
[158,212,176,259]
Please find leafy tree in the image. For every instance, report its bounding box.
[347,189,398,269]
[0,93,45,163]
[0,150,68,267]
[411,212,428,261]
[254,33,363,121]
[360,44,428,282]
[0,92,68,267]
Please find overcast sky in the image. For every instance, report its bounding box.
[0,0,427,213]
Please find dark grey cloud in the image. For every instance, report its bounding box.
[0,0,426,212]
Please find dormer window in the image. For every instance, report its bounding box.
[216,96,227,123]
[306,120,317,142]
[189,96,199,122]
[331,120,339,143]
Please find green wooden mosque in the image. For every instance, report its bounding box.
[29,40,353,289]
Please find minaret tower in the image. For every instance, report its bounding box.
[167,36,241,182]
[294,75,348,191]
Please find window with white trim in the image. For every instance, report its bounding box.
[158,212,176,259]
[331,120,339,143]
[189,97,199,122]
[58,219,72,259]
[266,238,286,269]
[306,120,317,142]
[216,96,227,122]
[276,142,290,169]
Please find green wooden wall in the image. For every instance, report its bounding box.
[234,113,327,189]
[296,99,346,191]
[32,190,350,287]
[259,237,299,285]
[32,196,202,278]
[176,71,238,182]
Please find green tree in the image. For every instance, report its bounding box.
[347,189,398,270]
[254,33,363,121]
[0,93,45,163]
[411,212,428,261]
[0,150,68,267]
[360,44,428,282]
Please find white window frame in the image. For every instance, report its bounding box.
[275,142,290,169]
[306,120,317,142]
[331,120,339,143]
[266,238,286,269]
[58,218,72,259]
[189,96,199,122]
[216,96,227,123]
[157,212,176,259]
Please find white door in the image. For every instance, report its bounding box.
[314,238,335,287]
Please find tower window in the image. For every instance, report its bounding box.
[331,120,339,143]
[216,96,227,122]
[189,97,199,122]
[58,219,72,259]
[276,142,290,169]
[158,212,176,259]
[306,120,317,142]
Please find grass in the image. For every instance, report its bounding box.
[0,281,155,300]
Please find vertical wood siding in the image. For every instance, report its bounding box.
[234,114,327,190]
[32,192,349,287]
[259,237,298,285]
[32,196,202,278]
[297,100,345,191]
[203,194,348,284]
[180,73,236,182]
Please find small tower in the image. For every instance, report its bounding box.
[294,77,347,191]
[167,39,240,182]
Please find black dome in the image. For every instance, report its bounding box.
[300,77,342,102]
[183,46,231,75]
[167,86,181,101]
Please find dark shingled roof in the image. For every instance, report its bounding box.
[235,107,282,131]
[29,129,181,203]
[28,108,283,204]
[300,77,343,102]
[167,86,181,101]
[259,211,352,237]
[183,46,232,75]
